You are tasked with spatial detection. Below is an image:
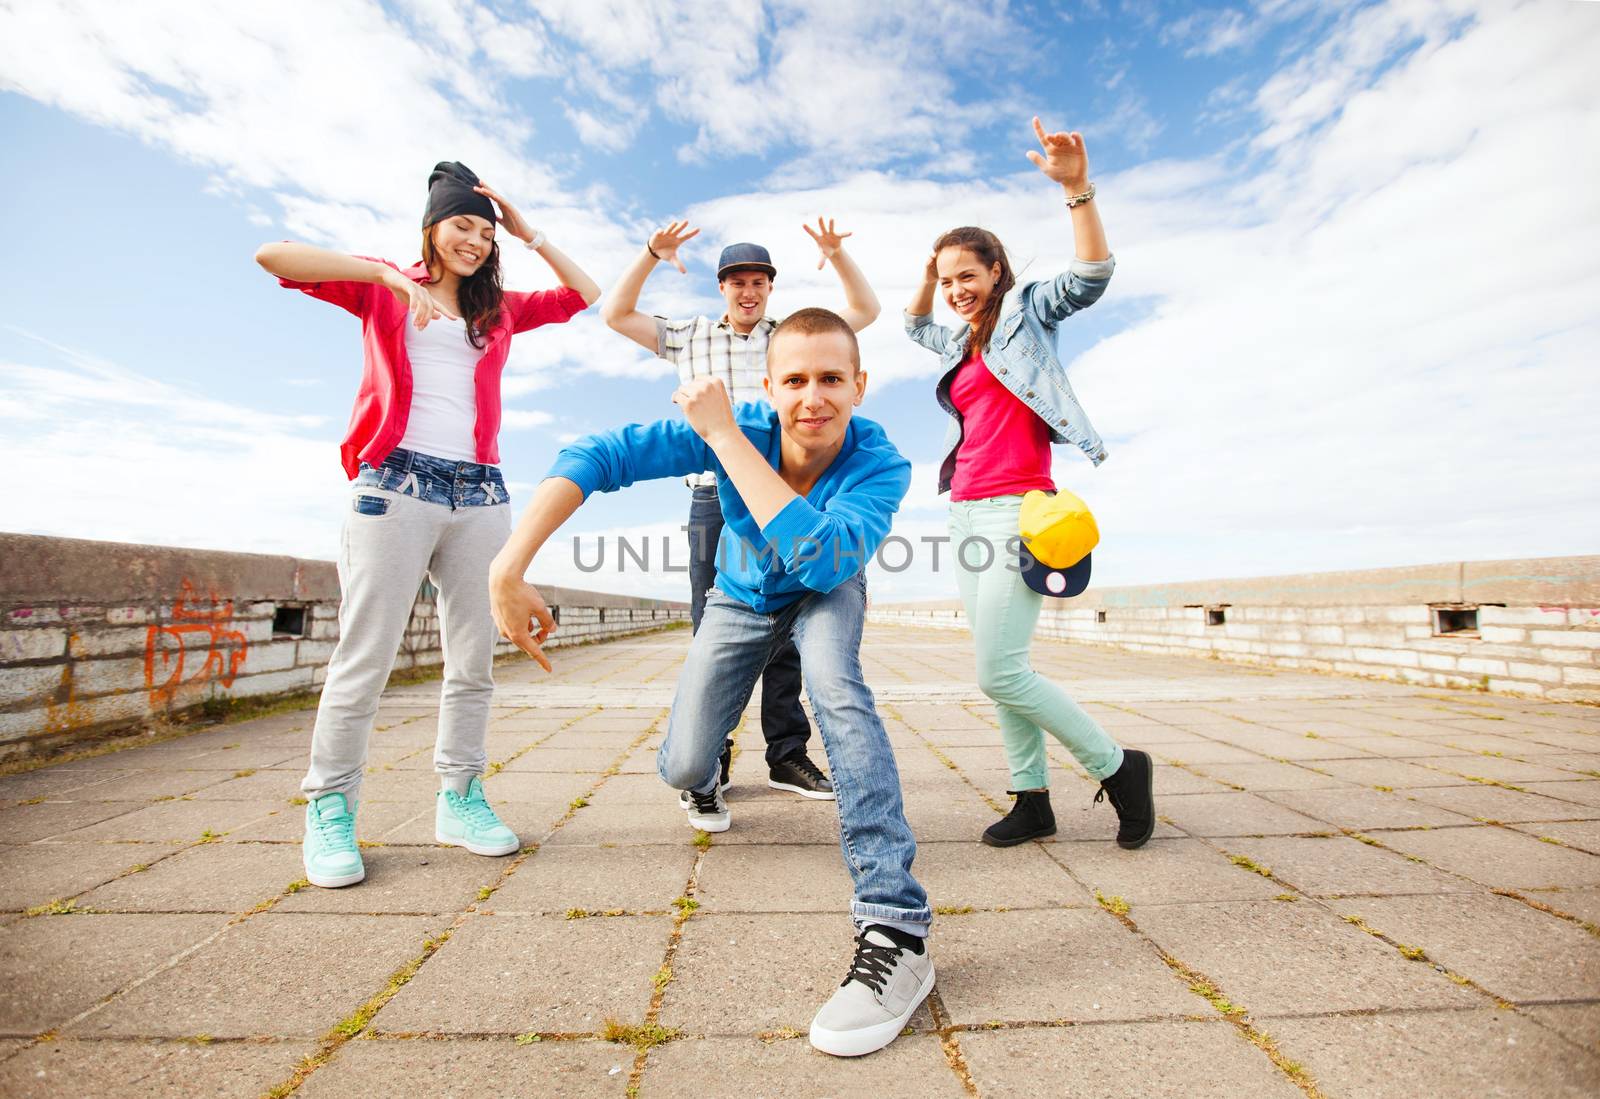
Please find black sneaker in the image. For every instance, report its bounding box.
[1094,749,1155,849]
[981,789,1056,847]
[768,754,835,800]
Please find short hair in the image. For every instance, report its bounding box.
[769,307,860,373]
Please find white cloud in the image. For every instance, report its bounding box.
[501,408,555,430]
[1,335,346,558]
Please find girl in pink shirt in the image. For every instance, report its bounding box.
[255,162,599,890]
[905,118,1155,850]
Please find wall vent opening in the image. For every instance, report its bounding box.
[1096,609,1107,624]
[1432,606,1479,636]
[1206,606,1228,627]
[272,605,307,637]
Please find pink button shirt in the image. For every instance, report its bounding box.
[949,350,1056,502]
[279,257,586,477]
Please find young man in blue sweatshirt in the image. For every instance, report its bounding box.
[488,308,933,1058]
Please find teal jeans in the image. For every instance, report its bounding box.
[948,496,1124,790]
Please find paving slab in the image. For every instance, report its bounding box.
[929,909,1198,1025]
[49,798,281,844]
[959,1021,1304,1098]
[640,1035,968,1097]
[1523,886,1600,924]
[8,624,1600,1093]
[68,913,442,1038]
[492,844,697,914]
[1306,756,1461,788]
[0,843,163,913]
[1257,788,1475,831]
[375,913,671,1034]
[1053,837,1284,905]
[913,840,1091,910]
[1524,1002,1600,1051]
[1155,792,1326,837]
[694,844,852,913]
[1327,893,1600,1001]
[1270,1008,1600,1099]
[275,846,508,914]
[0,800,148,843]
[76,841,302,913]
[0,913,226,1032]
[1371,825,1600,890]
[1222,835,1470,897]
[298,1036,632,1097]
[1130,900,1480,1016]
[659,912,935,1034]
[0,1038,315,1098]
[1188,761,1357,792]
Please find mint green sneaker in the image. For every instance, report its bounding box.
[303,792,364,888]
[436,776,519,856]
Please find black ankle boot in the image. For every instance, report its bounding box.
[1095,749,1155,849]
[982,789,1056,847]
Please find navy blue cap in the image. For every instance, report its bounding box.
[1019,547,1092,599]
[716,242,776,281]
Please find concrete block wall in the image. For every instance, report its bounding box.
[871,555,1600,703]
[0,533,688,762]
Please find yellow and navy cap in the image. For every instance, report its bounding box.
[1018,489,1098,599]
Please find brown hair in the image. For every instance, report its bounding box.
[420,228,505,349]
[932,226,1015,355]
[769,307,861,373]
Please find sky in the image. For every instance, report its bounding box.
[1,0,1596,604]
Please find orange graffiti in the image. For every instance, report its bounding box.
[144,582,249,705]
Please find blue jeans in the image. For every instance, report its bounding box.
[658,571,931,932]
[687,485,812,766]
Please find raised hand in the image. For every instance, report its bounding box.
[672,377,736,442]
[648,220,700,274]
[473,183,536,245]
[1025,116,1090,191]
[802,217,853,270]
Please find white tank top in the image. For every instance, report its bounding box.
[399,315,481,463]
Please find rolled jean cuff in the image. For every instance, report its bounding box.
[852,901,932,932]
[1087,745,1126,783]
[1011,767,1050,791]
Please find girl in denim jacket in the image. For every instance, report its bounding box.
[904,118,1154,850]
[255,162,599,889]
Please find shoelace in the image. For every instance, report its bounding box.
[841,930,901,995]
[449,791,503,829]
[687,789,723,815]
[315,808,356,849]
[793,756,827,784]
[1093,784,1121,813]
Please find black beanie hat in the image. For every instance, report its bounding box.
[422,161,497,230]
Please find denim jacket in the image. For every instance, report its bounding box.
[904,255,1115,494]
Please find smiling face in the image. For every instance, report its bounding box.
[763,328,866,459]
[719,269,773,331]
[935,246,1002,323]
[429,213,497,279]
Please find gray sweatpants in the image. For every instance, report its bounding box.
[301,478,510,802]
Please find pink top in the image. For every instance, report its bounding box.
[279,257,586,477]
[949,350,1055,502]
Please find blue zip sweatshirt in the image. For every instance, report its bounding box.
[545,402,911,613]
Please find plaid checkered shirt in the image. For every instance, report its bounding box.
[653,313,779,488]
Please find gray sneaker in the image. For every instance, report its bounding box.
[681,785,730,832]
[809,924,935,1057]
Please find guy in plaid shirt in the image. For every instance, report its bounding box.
[601,217,881,800]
